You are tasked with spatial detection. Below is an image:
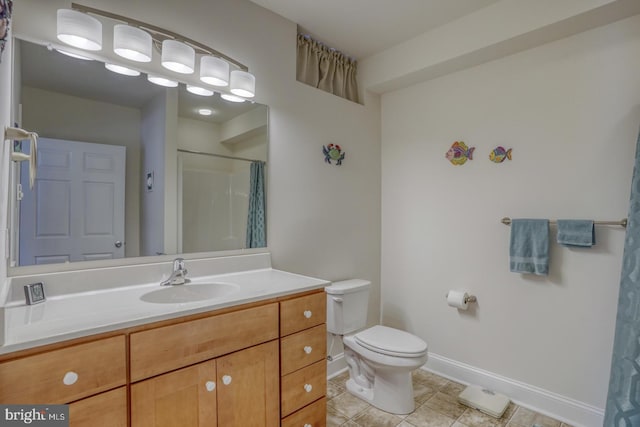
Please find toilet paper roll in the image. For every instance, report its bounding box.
[447,291,469,310]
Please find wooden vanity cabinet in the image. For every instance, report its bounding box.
[130,303,280,427]
[69,387,128,427]
[280,292,327,426]
[0,335,127,427]
[131,340,279,427]
[0,289,327,427]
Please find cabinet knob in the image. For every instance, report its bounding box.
[304,424,312,427]
[303,310,312,319]
[304,383,312,393]
[222,375,232,385]
[205,381,216,392]
[304,346,313,354]
[62,371,78,386]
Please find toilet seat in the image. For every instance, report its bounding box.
[354,325,427,358]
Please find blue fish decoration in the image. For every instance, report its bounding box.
[489,146,512,163]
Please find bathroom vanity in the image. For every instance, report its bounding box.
[0,254,329,426]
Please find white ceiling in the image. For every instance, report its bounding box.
[249,0,501,59]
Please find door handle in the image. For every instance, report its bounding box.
[115,240,122,248]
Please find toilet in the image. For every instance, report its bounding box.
[326,279,428,415]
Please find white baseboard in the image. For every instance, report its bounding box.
[424,353,604,427]
[327,352,348,379]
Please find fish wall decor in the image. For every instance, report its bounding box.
[489,146,512,163]
[446,141,475,166]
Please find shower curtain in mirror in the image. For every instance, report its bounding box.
[605,126,640,426]
[245,161,266,248]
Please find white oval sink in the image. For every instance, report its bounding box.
[140,282,238,304]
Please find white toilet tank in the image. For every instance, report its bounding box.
[325,279,371,334]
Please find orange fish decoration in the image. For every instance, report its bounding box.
[445,141,475,166]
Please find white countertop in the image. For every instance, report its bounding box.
[1,268,329,355]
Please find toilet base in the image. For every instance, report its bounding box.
[346,370,416,415]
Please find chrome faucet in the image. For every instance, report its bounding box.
[160,258,190,286]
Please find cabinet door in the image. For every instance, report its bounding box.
[216,340,279,427]
[131,361,217,427]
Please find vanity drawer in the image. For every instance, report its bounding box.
[130,303,278,381]
[69,387,127,427]
[281,397,326,427]
[281,360,326,417]
[0,335,126,404]
[281,324,327,375]
[280,291,326,336]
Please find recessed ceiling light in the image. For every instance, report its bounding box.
[198,108,213,116]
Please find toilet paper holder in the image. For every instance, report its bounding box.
[445,292,477,304]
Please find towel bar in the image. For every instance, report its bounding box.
[501,217,627,228]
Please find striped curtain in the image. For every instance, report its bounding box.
[245,161,266,248]
[604,126,640,426]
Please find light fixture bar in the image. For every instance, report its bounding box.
[70,2,249,72]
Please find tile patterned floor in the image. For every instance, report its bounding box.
[327,370,575,427]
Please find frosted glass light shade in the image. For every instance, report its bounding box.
[113,25,152,62]
[221,93,246,103]
[200,56,229,87]
[105,63,140,76]
[57,9,102,51]
[147,75,178,87]
[229,70,255,98]
[55,49,93,61]
[186,85,214,96]
[161,40,195,74]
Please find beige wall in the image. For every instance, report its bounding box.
[380,14,640,414]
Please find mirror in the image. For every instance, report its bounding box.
[9,38,268,269]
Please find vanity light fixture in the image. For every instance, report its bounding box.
[200,56,229,87]
[161,39,195,74]
[113,24,152,62]
[64,3,257,99]
[56,9,102,51]
[147,75,178,87]
[229,70,255,98]
[186,85,214,96]
[105,63,141,76]
[198,108,213,116]
[221,93,246,103]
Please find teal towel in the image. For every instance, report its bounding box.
[509,219,549,275]
[557,219,595,247]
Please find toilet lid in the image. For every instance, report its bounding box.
[354,325,427,357]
